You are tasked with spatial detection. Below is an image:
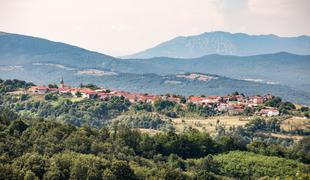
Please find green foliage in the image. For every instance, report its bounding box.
[0,79,309,179]
[20,94,30,101]
[279,101,296,114]
[214,151,309,179]
[1,94,131,128]
[154,99,176,112]
[80,83,100,90]
[292,136,310,164]
[243,107,253,116]
[265,96,282,107]
[0,79,34,93]
[0,109,308,179]
[186,103,216,117]
[245,118,280,132]
[110,160,137,180]
[117,113,168,130]
[44,93,58,101]
[300,106,309,112]
[245,118,267,131]
[75,91,82,97]
[132,102,153,112]
[48,84,58,88]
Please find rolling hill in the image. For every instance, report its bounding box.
[1,32,310,104]
[124,31,310,58]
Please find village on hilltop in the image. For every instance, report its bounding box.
[26,78,280,117]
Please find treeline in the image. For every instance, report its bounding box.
[0,78,34,93]
[1,92,217,129]
[2,94,131,128]
[0,108,309,179]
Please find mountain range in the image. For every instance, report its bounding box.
[124,31,310,58]
[1,31,310,104]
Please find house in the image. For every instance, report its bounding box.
[217,103,234,111]
[223,95,243,102]
[59,88,71,94]
[249,96,264,105]
[235,95,244,102]
[138,95,157,103]
[202,96,222,104]
[28,86,49,94]
[188,96,206,104]
[98,92,111,100]
[48,88,58,93]
[259,108,279,117]
[79,88,97,98]
[165,96,181,103]
[228,104,245,115]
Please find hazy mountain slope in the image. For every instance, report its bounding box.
[1,65,310,104]
[1,32,309,89]
[0,32,118,68]
[122,53,310,90]
[124,31,310,58]
[1,32,310,104]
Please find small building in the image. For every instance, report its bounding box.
[259,108,279,117]
[59,88,71,94]
[79,88,97,98]
[203,96,222,104]
[217,103,234,111]
[28,86,49,94]
[188,96,206,104]
[98,92,111,100]
[249,96,264,105]
[59,78,71,89]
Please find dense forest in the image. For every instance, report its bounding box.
[0,79,309,179]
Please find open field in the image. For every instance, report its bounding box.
[138,128,161,135]
[281,116,310,131]
[269,133,305,141]
[171,115,253,133]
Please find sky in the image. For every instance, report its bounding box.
[0,0,310,56]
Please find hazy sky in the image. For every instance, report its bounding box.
[1,0,310,56]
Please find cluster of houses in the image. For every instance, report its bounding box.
[27,79,158,102]
[187,94,279,116]
[27,79,280,117]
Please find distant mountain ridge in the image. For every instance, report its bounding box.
[1,32,310,104]
[124,31,310,58]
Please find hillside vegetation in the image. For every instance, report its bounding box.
[0,79,309,176]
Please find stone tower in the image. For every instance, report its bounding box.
[60,77,65,88]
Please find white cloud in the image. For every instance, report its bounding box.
[0,0,309,56]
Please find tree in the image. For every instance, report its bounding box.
[48,84,58,89]
[8,120,28,135]
[80,84,100,90]
[44,93,57,101]
[293,136,310,164]
[245,118,266,131]
[243,107,253,116]
[180,96,186,104]
[279,102,296,114]
[24,170,39,180]
[163,168,186,180]
[154,99,175,112]
[110,161,137,180]
[75,91,82,98]
[20,94,29,101]
[265,97,282,107]
[300,107,309,112]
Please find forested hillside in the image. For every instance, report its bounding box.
[0,78,309,179]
